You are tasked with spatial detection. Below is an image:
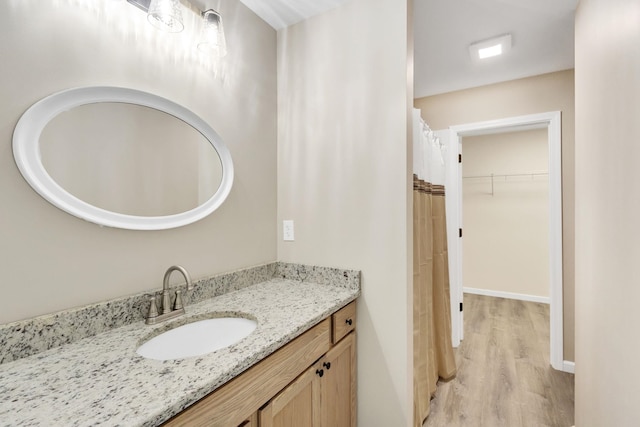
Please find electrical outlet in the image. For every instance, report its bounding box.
[283,220,294,241]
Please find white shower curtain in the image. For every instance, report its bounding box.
[412,109,456,427]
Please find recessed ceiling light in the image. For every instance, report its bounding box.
[478,44,502,59]
[469,34,512,60]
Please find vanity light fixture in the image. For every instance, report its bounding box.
[126,0,228,58]
[469,34,512,60]
[147,0,184,33]
[198,9,227,57]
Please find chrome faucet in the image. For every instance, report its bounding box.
[146,265,193,325]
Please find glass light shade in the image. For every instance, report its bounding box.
[147,0,184,33]
[198,10,227,57]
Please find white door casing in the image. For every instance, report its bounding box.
[433,129,463,346]
[444,111,566,372]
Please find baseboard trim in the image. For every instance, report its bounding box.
[562,360,575,374]
[463,287,551,304]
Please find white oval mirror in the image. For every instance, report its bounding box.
[12,87,234,230]
[40,102,223,217]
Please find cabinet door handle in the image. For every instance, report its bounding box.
[345,318,353,326]
[323,362,331,370]
[316,369,324,378]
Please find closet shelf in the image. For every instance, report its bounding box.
[463,172,548,196]
[462,172,548,179]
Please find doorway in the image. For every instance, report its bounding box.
[462,128,549,303]
[444,111,567,372]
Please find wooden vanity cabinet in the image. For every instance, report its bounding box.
[259,331,356,427]
[162,301,356,427]
[260,302,357,427]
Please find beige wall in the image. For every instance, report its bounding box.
[463,129,549,298]
[415,69,575,361]
[0,0,277,324]
[277,0,414,425]
[575,0,640,424]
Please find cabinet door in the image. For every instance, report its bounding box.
[319,332,356,427]
[237,412,258,427]
[259,364,321,427]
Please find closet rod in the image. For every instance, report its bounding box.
[462,172,548,179]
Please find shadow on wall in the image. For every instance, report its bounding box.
[355,299,409,426]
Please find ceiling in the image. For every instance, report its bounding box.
[237,0,348,30]
[413,0,578,98]
[230,0,577,99]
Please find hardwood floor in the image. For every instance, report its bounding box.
[423,294,574,427]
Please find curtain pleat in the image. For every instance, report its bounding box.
[413,178,457,427]
[432,186,457,380]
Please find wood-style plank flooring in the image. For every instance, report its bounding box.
[423,294,574,427]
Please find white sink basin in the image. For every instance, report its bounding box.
[137,317,257,361]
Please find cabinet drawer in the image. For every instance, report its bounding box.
[332,301,356,343]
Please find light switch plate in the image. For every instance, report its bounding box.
[283,220,294,241]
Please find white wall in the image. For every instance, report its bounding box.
[463,129,549,299]
[277,0,414,425]
[575,0,640,425]
[0,0,277,323]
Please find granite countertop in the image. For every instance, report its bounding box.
[0,278,359,427]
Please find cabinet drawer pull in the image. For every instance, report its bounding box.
[323,362,331,370]
[345,318,353,326]
[316,369,324,378]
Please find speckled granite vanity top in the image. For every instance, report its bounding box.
[0,264,360,427]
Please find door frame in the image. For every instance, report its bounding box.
[446,111,566,372]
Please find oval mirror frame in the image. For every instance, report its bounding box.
[12,87,234,230]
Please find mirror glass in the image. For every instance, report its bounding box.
[13,87,234,230]
[40,103,223,217]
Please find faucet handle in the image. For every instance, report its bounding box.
[173,290,184,311]
[147,295,159,319]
